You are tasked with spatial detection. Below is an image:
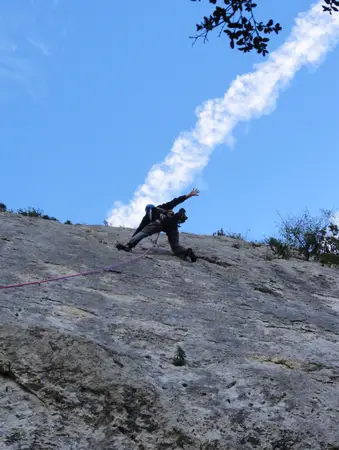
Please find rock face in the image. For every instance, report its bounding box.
[0,212,339,450]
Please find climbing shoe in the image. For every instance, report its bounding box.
[186,248,197,263]
[116,242,132,252]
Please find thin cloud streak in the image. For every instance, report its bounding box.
[27,37,50,57]
[107,1,339,227]
[0,0,65,98]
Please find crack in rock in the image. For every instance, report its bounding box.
[0,360,47,406]
[198,255,234,268]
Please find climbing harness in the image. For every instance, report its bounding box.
[0,234,160,291]
[145,205,174,223]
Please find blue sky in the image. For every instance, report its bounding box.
[1,0,339,241]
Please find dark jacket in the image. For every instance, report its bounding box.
[132,195,187,236]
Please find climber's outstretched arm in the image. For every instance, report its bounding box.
[157,188,200,211]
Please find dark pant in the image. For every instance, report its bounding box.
[127,221,163,248]
[165,228,188,258]
[127,221,188,259]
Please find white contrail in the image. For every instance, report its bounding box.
[107,1,339,228]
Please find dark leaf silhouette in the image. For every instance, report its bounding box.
[191,0,337,55]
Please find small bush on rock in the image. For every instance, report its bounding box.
[265,237,291,259]
[277,209,331,261]
[318,253,339,268]
[17,207,43,218]
[274,209,339,264]
[213,228,226,236]
[213,228,248,240]
[173,346,187,367]
[17,207,59,221]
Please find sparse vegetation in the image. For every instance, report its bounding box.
[213,208,339,269]
[64,220,72,225]
[226,231,244,240]
[250,241,263,248]
[173,346,187,367]
[1,204,60,222]
[17,207,43,218]
[42,214,58,221]
[318,253,339,268]
[213,228,226,236]
[213,228,248,240]
[265,209,339,267]
[277,209,332,261]
[16,207,59,222]
[265,237,291,259]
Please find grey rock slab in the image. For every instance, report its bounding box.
[0,212,339,449]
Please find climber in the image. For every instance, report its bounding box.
[116,188,200,262]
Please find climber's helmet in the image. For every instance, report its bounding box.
[145,204,155,212]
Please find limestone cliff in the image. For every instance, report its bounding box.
[0,212,339,450]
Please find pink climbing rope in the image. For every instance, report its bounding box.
[0,235,159,291]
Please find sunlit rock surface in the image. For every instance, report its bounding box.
[0,212,338,449]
